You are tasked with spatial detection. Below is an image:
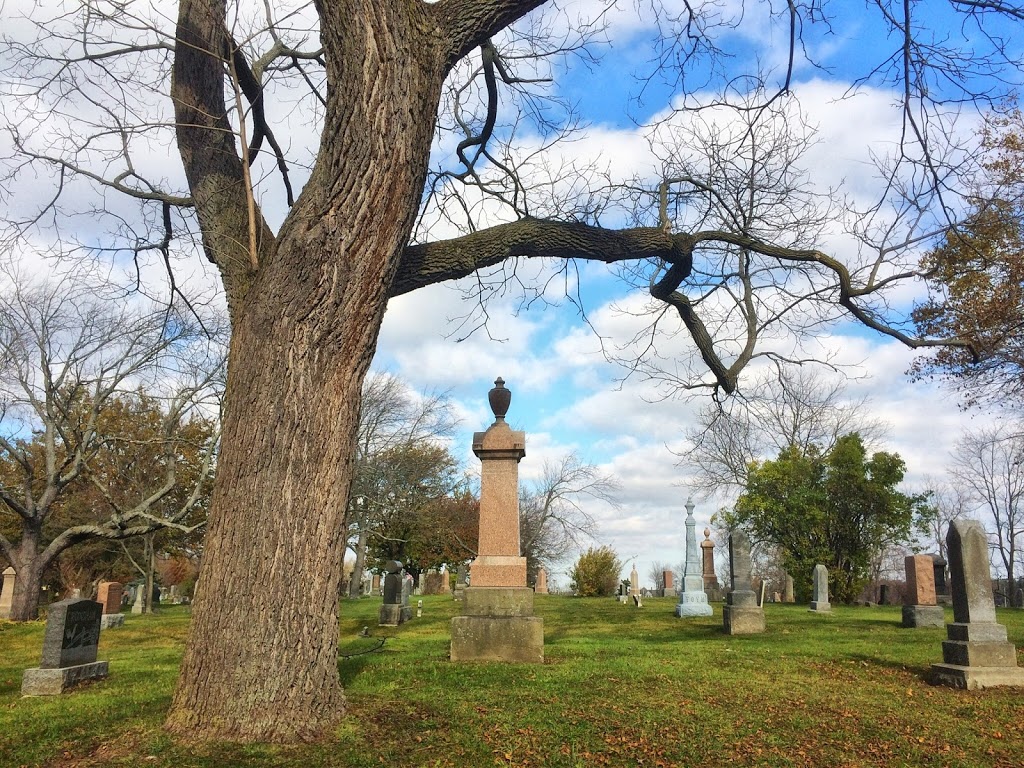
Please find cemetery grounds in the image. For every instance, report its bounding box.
[1,596,1023,767]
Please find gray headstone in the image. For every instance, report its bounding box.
[810,564,831,612]
[40,599,102,669]
[728,530,753,592]
[0,566,15,619]
[947,519,997,624]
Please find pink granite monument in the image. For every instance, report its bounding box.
[96,581,125,629]
[903,554,945,628]
[451,378,543,663]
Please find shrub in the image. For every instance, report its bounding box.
[569,546,622,597]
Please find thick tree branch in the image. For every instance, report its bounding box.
[434,0,548,68]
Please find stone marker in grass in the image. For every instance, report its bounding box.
[0,566,14,619]
[379,560,412,627]
[931,519,1024,689]
[723,529,765,634]
[535,567,548,594]
[451,378,543,663]
[902,555,944,629]
[809,564,831,613]
[96,581,125,629]
[22,598,108,695]
[675,499,713,617]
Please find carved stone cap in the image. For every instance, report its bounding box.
[488,377,511,421]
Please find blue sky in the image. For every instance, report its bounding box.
[3,1,1022,590]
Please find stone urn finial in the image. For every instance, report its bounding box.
[488,377,511,421]
[704,527,711,539]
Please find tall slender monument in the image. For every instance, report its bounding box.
[675,498,713,617]
[450,378,544,663]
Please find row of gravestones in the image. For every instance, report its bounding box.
[714,520,1024,688]
[0,569,183,621]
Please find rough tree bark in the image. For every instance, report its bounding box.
[163,0,695,742]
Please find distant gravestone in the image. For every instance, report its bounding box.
[809,564,831,613]
[902,555,944,628]
[371,573,381,595]
[675,500,713,617]
[931,519,1024,689]
[784,573,795,603]
[22,598,108,695]
[0,566,15,619]
[723,530,765,634]
[535,568,548,594]
[422,571,446,596]
[663,570,676,598]
[932,554,950,604]
[454,565,468,600]
[878,584,889,605]
[95,581,125,629]
[131,584,145,615]
[379,560,413,626]
[629,563,640,598]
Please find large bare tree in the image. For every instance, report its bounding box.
[2,0,1021,744]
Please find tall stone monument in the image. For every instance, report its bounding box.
[675,499,713,617]
[0,566,15,619]
[931,519,1024,689]
[629,563,640,597]
[784,573,795,603]
[451,378,543,663]
[902,555,945,628]
[809,564,831,612]
[22,598,108,695]
[700,528,720,598]
[723,530,765,634]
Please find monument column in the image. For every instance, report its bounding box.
[451,378,544,663]
[675,499,713,617]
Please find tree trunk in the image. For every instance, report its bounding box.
[165,1,452,741]
[8,524,45,621]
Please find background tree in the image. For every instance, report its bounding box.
[913,106,1024,407]
[0,273,222,620]
[684,368,888,497]
[734,434,931,603]
[2,0,1021,742]
[569,546,622,598]
[950,424,1024,596]
[518,452,619,584]
[347,372,458,595]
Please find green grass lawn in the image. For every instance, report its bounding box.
[2,596,1023,767]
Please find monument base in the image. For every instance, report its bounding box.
[450,615,544,663]
[100,614,125,629]
[22,661,108,696]
[378,604,413,627]
[675,591,713,617]
[930,663,1024,689]
[809,601,831,613]
[723,605,765,634]
[901,605,944,628]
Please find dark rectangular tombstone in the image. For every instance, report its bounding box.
[96,581,125,629]
[931,519,1024,689]
[22,598,108,695]
[379,560,412,626]
[932,554,950,604]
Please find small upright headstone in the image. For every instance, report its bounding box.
[22,599,108,695]
[700,528,721,599]
[878,584,889,606]
[131,584,145,615]
[784,573,795,603]
[0,566,15,619]
[453,565,468,600]
[379,560,413,626]
[423,571,446,595]
[535,568,548,594]
[932,554,951,605]
[723,530,765,634]
[931,519,1024,688]
[371,573,381,595]
[809,564,831,613]
[902,555,944,628]
[96,581,125,629]
[662,570,676,598]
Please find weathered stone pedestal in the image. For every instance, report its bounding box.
[22,599,108,696]
[931,519,1024,689]
[902,605,945,629]
[451,378,543,664]
[451,587,544,663]
[378,560,413,627]
[99,614,125,629]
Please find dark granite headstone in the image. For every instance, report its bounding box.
[41,599,102,668]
